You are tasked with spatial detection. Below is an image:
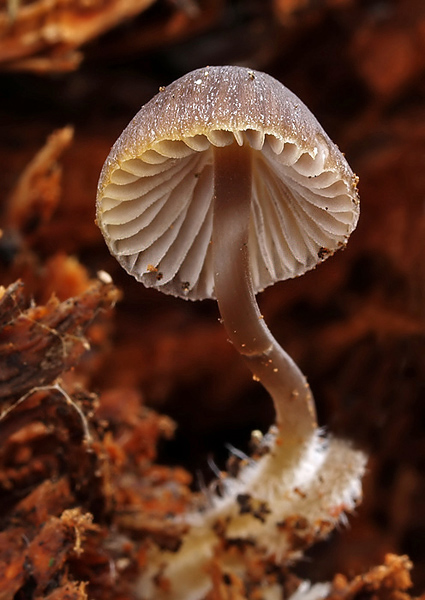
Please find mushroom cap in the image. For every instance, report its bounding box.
[96,66,360,300]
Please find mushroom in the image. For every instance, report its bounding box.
[97,65,359,444]
[96,66,365,599]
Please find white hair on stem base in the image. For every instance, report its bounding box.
[135,429,367,600]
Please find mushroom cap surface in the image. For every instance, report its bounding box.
[96,66,360,300]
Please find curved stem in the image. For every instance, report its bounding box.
[212,143,317,443]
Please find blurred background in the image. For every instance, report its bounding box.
[1,0,425,592]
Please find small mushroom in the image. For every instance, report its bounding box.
[97,68,366,600]
[96,65,360,446]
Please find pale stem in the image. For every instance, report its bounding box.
[212,143,317,443]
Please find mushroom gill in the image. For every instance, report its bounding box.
[100,128,358,300]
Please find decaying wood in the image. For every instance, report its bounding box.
[4,126,74,235]
[0,278,120,402]
[329,554,414,600]
[0,257,193,598]
[0,0,156,72]
[0,126,79,295]
[0,346,193,599]
[0,500,94,599]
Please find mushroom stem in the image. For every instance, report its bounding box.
[212,143,317,442]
